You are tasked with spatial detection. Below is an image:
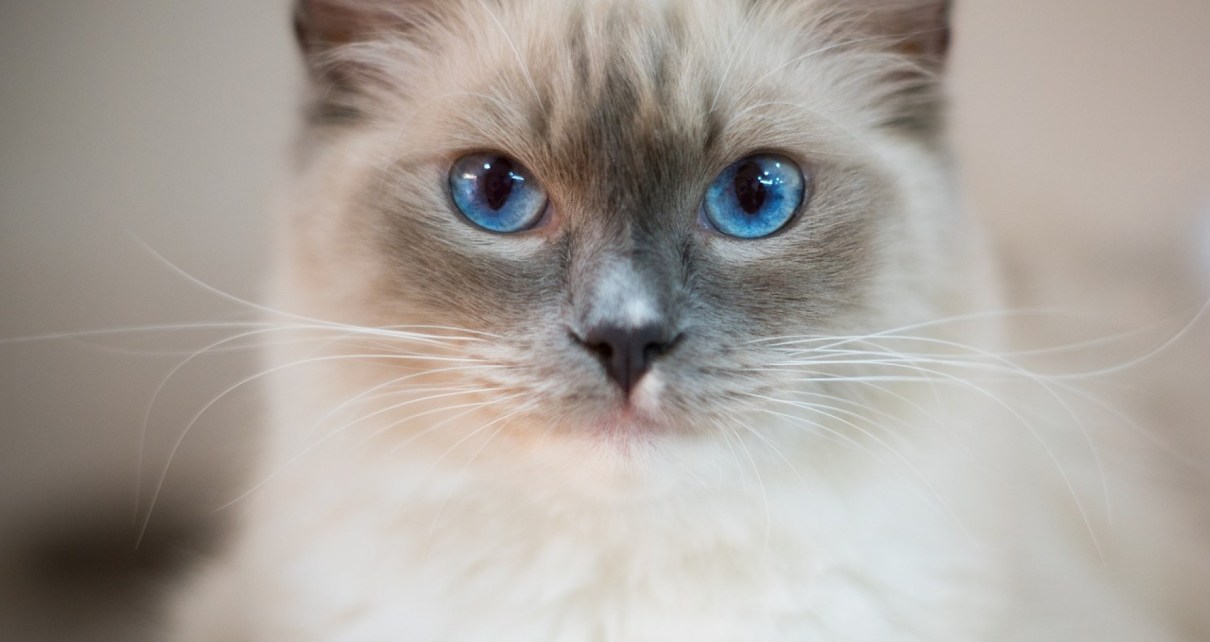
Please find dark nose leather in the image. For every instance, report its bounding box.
[578,323,676,395]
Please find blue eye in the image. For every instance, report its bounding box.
[449,154,548,233]
[703,154,808,239]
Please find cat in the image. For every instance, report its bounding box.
[172,0,1207,640]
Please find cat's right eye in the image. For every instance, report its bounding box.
[449,154,549,234]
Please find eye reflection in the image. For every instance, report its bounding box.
[704,154,807,239]
[449,154,548,233]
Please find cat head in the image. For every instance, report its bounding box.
[278,0,969,445]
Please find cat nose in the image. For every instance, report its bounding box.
[576,323,677,396]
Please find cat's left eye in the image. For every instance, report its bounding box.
[449,154,548,234]
[702,154,808,239]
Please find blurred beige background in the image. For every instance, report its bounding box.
[1,1,1208,640]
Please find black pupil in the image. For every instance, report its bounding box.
[482,157,516,211]
[733,162,768,215]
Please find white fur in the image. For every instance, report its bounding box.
[175,355,1186,641]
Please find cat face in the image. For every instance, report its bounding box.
[282,0,959,441]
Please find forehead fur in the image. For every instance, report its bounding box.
[313,0,942,142]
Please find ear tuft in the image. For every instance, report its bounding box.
[294,0,408,58]
[834,0,954,133]
[292,1,436,122]
[872,0,952,67]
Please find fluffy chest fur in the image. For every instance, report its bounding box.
[208,385,1008,642]
[183,374,1182,641]
[180,363,1181,641]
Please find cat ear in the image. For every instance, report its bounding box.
[294,0,411,57]
[828,0,953,132]
[859,0,951,67]
[293,0,439,118]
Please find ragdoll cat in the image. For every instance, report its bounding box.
[174,0,1205,639]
